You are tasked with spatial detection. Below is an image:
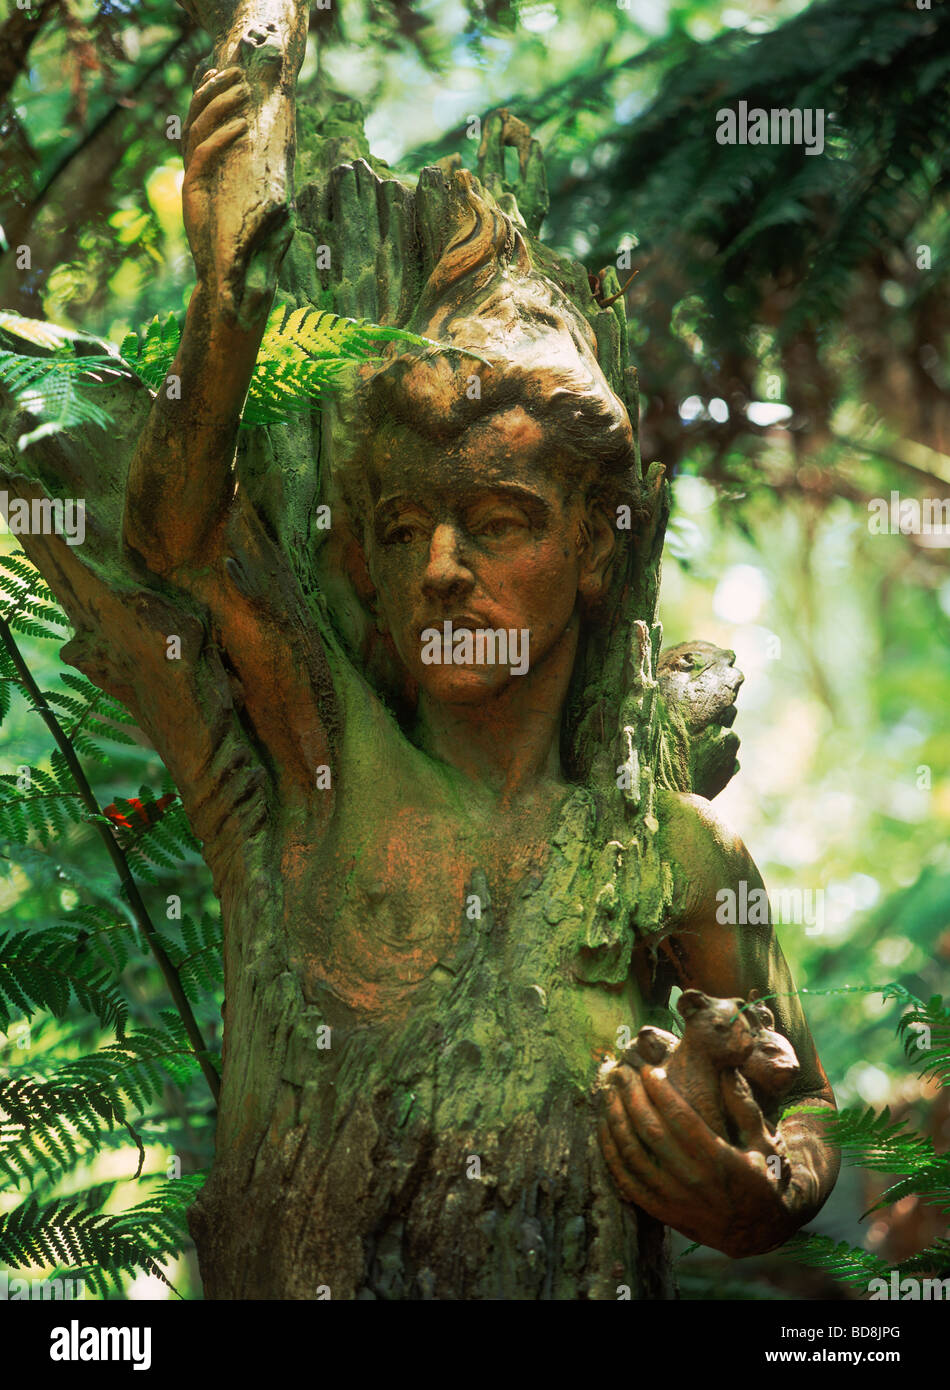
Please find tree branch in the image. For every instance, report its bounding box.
[29,25,196,219]
[0,0,60,108]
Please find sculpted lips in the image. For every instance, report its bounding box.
[418,613,489,637]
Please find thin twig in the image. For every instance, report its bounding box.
[598,268,640,309]
[0,613,220,1104]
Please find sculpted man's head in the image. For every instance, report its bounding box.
[331,170,638,715]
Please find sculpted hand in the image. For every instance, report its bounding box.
[598,1061,803,1258]
[181,67,251,294]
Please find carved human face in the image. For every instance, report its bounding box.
[365,406,615,705]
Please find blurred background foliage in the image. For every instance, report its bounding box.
[0,0,948,1298]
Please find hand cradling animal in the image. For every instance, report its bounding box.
[620,990,801,1144]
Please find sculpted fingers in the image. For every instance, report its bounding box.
[183,76,251,169]
[598,1116,669,1215]
[605,1067,699,1195]
[187,117,250,183]
[638,1064,733,1166]
[613,1064,720,1188]
[598,1117,641,1202]
[603,1079,670,1190]
[183,67,243,138]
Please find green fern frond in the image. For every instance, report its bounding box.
[0,1182,198,1297]
[117,312,182,389]
[0,1024,206,1184]
[234,302,453,425]
[2,302,476,446]
[779,1232,889,1286]
[0,345,127,451]
[0,609,69,640]
[48,904,140,975]
[0,311,87,352]
[0,775,86,846]
[867,1167,950,1218]
[897,995,950,1087]
[897,1240,950,1277]
[157,913,223,1002]
[0,551,61,604]
[0,554,70,640]
[791,1103,936,1174]
[0,928,128,1032]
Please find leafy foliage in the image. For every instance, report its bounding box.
[400,0,950,512]
[781,992,950,1293]
[0,309,128,451]
[154,912,223,1003]
[897,994,950,1090]
[240,303,454,425]
[0,1175,205,1298]
[1,1015,200,1185]
[0,547,71,640]
[0,301,448,447]
[0,925,128,1034]
[0,548,217,1296]
[779,1233,890,1287]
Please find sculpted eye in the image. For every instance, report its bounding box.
[383,522,425,545]
[472,511,529,539]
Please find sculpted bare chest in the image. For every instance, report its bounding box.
[283,787,572,1015]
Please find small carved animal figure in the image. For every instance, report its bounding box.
[657,641,744,800]
[620,993,802,1145]
[742,1001,802,1114]
[626,1025,679,1066]
[662,990,756,1141]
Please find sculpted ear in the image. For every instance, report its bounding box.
[677,989,709,1020]
[577,501,617,605]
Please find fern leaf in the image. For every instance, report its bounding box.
[0,348,124,450]
[0,1190,193,1297]
[0,929,127,1032]
[779,1231,889,1285]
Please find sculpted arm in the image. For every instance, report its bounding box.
[115,4,340,822]
[662,794,837,1210]
[602,791,838,1258]
[125,1,309,578]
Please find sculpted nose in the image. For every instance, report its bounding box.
[422,523,474,599]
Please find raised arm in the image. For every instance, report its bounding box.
[124,0,309,578]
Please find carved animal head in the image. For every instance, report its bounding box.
[742,1028,801,1100]
[658,641,744,799]
[628,1024,678,1066]
[676,989,755,1067]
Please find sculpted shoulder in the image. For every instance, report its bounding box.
[655,787,764,925]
